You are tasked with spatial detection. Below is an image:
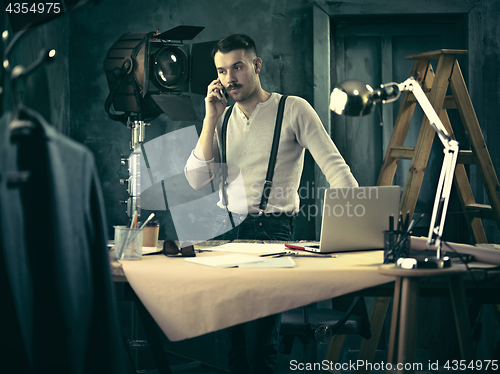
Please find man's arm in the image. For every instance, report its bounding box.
[185,79,228,190]
[292,97,359,188]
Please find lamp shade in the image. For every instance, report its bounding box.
[330,80,376,117]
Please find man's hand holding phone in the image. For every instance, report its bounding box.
[193,79,228,160]
[205,79,228,121]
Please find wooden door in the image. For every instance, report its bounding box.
[331,15,466,188]
[331,15,468,234]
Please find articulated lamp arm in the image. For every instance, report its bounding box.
[397,77,460,255]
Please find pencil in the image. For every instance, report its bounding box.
[128,211,139,257]
[124,213,156,258]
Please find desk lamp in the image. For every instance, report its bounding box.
[330,77,458,268]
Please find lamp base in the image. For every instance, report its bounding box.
[396,255,452,269]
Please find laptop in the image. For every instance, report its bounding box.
[286,186,401,253]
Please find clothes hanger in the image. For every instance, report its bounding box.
[9,48,56,138]
[1,29,55,188]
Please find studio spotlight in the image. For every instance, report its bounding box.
[103,25,214,123]
[103,26,218,220]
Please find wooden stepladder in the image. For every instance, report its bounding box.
[355,49,500,373]
[377,49,500,243]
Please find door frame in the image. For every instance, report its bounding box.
[311,0,482,232]
[313,0,482,137]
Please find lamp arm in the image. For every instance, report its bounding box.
[397,76,459,254]
[397,77,452,147]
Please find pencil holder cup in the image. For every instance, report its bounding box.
[397,234,411,259]
[383,230,411,264]
[114,226,143,260]
[383,230,397,264]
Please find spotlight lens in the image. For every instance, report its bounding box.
[154,47,187,89]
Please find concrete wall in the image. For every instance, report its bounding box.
[479,0,500,243]
[3,0,500,242]
[2,0,499,367]
[67,0,317,240]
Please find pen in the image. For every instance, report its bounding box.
[260,251,288,257]
[138,213,156,230]
[396,211,403,244]
[407,213,424,233]
[121,213,156,259]
[274,253,337,258]
[389,214,394,232]
[293,254,337,258]
[120,211,138,259]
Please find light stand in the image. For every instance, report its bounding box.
[103,26,211,221]
[124,118,149,220]
[331,76,459,268]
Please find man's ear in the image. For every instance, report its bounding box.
[254,57,263,74]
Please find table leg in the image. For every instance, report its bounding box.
[397,277,419,374]
[448,275,474,361]
[387,278,402,368]
[133,292,173,374]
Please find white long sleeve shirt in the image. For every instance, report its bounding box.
[184,93,358,214]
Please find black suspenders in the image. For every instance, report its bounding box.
[221,95,288,227]
[220,104,234,212]
[259,95,288,214]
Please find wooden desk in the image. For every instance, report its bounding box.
[113,242,393,342]
[112,242,500,374]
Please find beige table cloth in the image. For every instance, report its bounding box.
[120,248,393,341]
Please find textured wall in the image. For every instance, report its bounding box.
[480,0,500,243]
[3,0,500,368]
[4,0,499,243]
[67,0,316,240]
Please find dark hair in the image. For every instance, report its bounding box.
[211,34,258,58]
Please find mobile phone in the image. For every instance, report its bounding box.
[220,87,228,100]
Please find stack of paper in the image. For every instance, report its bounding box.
[185,254,295,268]
[209,242,288,255]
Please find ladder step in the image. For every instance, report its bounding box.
[404,49,468,60]
[389,146,414,159]
[465,204,496,220]
[389,147,476,164]
[407,93,457,109]
[457,150,477,165]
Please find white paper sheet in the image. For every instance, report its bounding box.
[239,256,296,268]
[142,246,161,255]
[208,242,287,254]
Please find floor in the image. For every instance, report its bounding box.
[126,333,386,374]
[118,281,383,374]
[118,282,500,374]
